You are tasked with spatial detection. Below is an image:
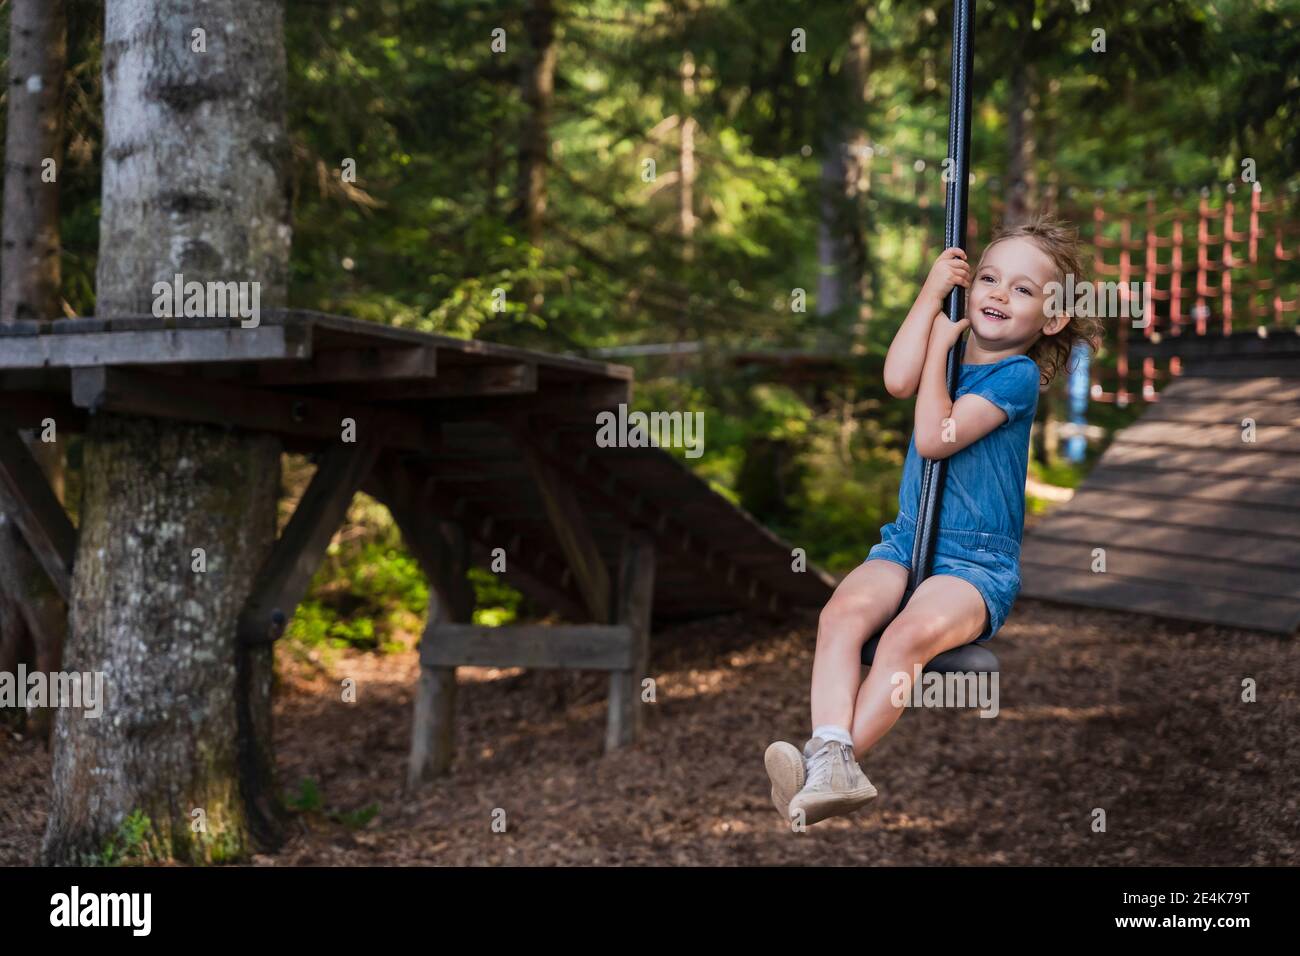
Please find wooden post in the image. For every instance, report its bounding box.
[520,440,612,623]
[372,464,474,788]
[606,532,655,751]
[408,662,457,788]
[406,520,472,788]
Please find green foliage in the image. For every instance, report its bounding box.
[470,566,522,628]
[283,486,428,654]
[333,804,381,830]
[279,478,529,654]
[205,831,244,864]
[783,391,910,574]
[91,809,158,867]
[286,778,324,814]
[286,599,378,652]
[1028,457,1085,491]
[18,0,1298,605]
[286,778,379,830]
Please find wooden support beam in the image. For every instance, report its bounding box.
[411,521,471,787]
[0,324,311,369]
[275,308,635,382]
[423,450,520,463]
[0,392,86,432]
[254,345,436,386]
[0,430,76,600]
[70,366,435,450]
[238,440,380,644]
[520,438,613,623]
[408,660,457,789]
[420,623,634,670]
[526,426,789,617]
[606,532,655,751]
[433,379,630,423]
[0,369,68,390]
[367,460,474,787]
[424,469,533,483]
[346,362,537,402]
[366,458,590,622]
[404,522,476,618]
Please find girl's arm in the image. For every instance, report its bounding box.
[883,247,971,398]
[913,311,1008,459]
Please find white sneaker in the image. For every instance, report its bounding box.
[787,738,878,826]
[764,740,806,820]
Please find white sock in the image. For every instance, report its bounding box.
[811,724,853,750]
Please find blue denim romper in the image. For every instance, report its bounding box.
[867,355,1042,642]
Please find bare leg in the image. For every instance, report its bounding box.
[849,574,988,756]
[810,560,909,735]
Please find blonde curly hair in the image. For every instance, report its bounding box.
[979,215,1104,387]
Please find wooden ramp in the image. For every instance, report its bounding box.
[384,420,832,623]
[1020,336,1300,635]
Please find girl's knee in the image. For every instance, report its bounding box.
[879,613,944,658]
[817,596,865,642]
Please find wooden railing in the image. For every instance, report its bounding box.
[862,144,1300,406]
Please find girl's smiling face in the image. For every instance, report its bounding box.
[968,236,1068,351]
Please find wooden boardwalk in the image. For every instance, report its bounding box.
[1020,333,1300,634]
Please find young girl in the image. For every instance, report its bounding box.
[765,215,1101,827]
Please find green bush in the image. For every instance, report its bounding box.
[470,566,522,627]
[92,809,157,867]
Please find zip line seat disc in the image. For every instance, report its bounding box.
[860,634,1001,675]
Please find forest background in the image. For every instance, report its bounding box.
[4,0,1295,658]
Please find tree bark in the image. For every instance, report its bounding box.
[42,0,291,865]
[1004,61,1038,228]
[43,418,281,864]
[1,0,65,324]
[0,0,68,741]
[816,6,870,342]
[676,50,696,372]
[513,0,556,313]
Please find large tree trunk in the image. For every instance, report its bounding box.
[816,6,870,344]
[41,0,291,865]
[0,0,68,741]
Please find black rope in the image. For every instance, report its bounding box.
[886,0,976,616]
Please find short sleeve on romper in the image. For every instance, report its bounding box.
[963,356,1041,424]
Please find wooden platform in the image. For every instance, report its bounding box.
[0,311,834,624]
[1021,335,1300,634]
[1,310,838,775]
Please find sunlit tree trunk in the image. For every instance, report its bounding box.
[816,6,870,345]
[42,0,290,865]
[675,50,697,372]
